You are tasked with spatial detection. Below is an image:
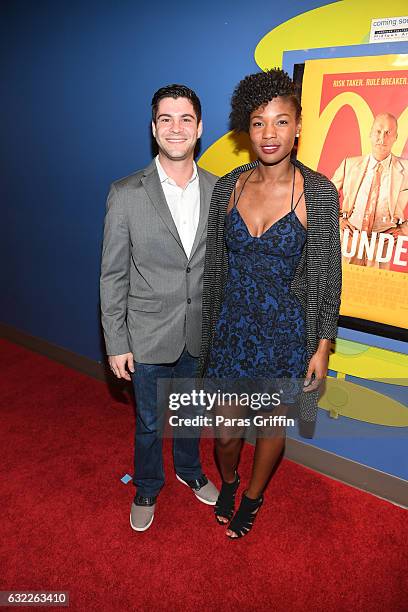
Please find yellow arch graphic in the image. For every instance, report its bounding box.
[298,92,373,169]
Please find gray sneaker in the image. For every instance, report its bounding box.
[176,474,219,505]
[130,498,156,532]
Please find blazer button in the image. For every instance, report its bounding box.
[186,267,191,273]
[187,298,192,304]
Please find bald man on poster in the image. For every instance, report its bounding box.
[332,113,408,268]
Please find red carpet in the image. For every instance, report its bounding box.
[1,338,407,611]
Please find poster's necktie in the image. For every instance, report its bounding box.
[361,162,383,235]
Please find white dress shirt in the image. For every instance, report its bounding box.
[349,154,393,232]
[155,156,200,258]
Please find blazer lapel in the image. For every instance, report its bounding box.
[389,154,404,218]
[188,168,211,261]
[141,160,184,252]
[348,155,369,213]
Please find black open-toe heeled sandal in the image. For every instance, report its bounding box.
[227,492,263,538]
[214,472,240,524]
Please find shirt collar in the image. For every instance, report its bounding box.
[369,153,392,170]
[155,155,198,186]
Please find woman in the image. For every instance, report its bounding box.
[198,69,342,539]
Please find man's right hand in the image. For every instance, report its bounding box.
[108,353,135,381]
[340,218,355,233]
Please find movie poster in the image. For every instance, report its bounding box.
[298,54,408,330]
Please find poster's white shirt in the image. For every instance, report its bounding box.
[349,154,393,231]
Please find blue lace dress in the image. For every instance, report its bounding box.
[206,173,307,405]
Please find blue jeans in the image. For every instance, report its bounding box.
[132,349,202,498]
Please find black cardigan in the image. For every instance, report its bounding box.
[197,159,342,436]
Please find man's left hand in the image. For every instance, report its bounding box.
[385,227,402,238]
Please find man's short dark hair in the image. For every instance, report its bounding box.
[230,69,302,133]
[151,84,202,123]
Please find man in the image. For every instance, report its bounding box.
[100,84,218,532]
[332,113,408,267]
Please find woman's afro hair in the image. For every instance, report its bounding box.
[230,69,301,133]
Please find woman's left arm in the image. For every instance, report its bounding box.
[303,338,331,391]
[304,184,342,392]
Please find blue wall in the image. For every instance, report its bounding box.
[1,1,406,482]
[0,0,326,360]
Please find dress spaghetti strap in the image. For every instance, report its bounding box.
[290,164,303,212]
[292,190,304,212]
[233,164,303,213]
[233,169,256,209]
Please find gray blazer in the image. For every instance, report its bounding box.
[100,160,217,363]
